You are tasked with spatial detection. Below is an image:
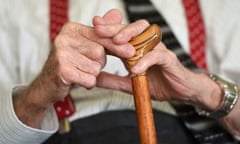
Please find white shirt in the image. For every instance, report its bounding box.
[1,0,240,143]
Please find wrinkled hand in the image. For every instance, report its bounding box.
[93,9,221,111]
[43,11,139,102]
[13,9,138,128]
[92,9,192,100]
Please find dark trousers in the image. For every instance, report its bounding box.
[43,110,194,144]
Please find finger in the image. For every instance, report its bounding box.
[59,65,98,88]
[72,37,107,66]
[93,20,150,57]
[67,50,103,76]
[96,71,132,93]
[94,19,150,44]
[88,34,135,58]
[92,16,106,25]
[55,31,106,66]
[131,42,172,74]
[102,9,123,24]
[59,22,135,58]
[85,29,136,58]
[93,9,124,38]
[113,19,150,44]
[94,24,126,38]
[93,9,123,26]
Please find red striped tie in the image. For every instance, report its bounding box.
[50,0,69,41]
[50,0,75,129]
[182,0,207,70]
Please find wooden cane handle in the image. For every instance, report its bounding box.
[126,24,162,69]
[127,24,162,144]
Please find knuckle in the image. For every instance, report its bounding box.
[130,19,150,37]
[63,22,72,27]
[83,76,96,88]
[93,45,105,58]
[54,35,62,47]
[164,50,178,66]
[168,50,178,59]
[137,19,150,27]
[54,34,66,47]
[62,22,76,31]
[154,51,163,60]
[94,62,103,75]
[54,33,74,49]
[73,71,97,88]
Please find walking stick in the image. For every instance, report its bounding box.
[126,24,162,144]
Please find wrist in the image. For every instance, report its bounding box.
[195,74,239,119]
[197,73,223,111]
[13,87,52,128]
[187,73,222,111]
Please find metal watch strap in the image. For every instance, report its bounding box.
[196,74,239,119]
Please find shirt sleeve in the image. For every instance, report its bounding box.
[0,86,58,144]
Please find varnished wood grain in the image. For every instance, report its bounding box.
[127,24,162,144]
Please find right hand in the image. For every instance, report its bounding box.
[12,9,139,128]
[43,24,135,102]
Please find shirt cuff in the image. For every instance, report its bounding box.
[0,85,58,144]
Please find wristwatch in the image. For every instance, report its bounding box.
[196,73,239,119]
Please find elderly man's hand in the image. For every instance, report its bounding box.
[93,9,222,113]
[13,9,153,128]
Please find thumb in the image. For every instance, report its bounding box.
[92,9,124,37]
[102,9,122,24]
[93,9,123,26]
[96,71,132,93]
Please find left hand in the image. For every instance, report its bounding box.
[93,9,222,111]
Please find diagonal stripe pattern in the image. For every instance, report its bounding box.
[123,0,199,71]
[122,0,235,143]
[182,0,207,70]
[50,0,69,41]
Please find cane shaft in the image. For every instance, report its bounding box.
[127,24,162,144]
[132,75,157,144]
